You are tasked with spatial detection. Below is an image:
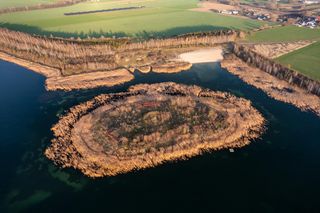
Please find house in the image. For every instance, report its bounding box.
[304,0,320,4]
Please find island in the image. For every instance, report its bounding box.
[45,82,265,177]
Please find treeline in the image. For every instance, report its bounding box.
[0,28,116,75]
[121,30,241,50]
[0,0,88,15]
[0,28,240,75]
[232,43,320,97]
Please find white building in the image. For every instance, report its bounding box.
[304,0,320,5]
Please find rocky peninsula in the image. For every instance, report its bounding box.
[45,83,265,177]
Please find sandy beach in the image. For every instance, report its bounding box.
[178,48,224,64]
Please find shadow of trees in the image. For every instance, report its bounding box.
[0,22,234,39]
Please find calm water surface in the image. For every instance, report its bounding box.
[0,60,319,213]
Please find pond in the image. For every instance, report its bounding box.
[0,60,319,213]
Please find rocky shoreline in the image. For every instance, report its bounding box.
[45,83,265,178]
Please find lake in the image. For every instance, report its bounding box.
[0,60,319,213]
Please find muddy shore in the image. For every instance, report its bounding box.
[45,83,265,177]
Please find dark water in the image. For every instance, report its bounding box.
[0,60,319,213]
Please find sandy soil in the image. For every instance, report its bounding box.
[177,47,224,64]
[191,1,236,12]
[250,41,314,59]
[127,47,225,73]
[221,56,320,116]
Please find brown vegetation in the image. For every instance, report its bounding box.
[45,82,265,177]
[249,41,313,59]
[0,28,241,90]
[221,55,320,116]
[0,51,134,91]
[231,43,320,97]
[46,69,134,91]
[0,28,238,76]
[191,1,237,12]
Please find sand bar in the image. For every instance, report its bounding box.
[178,48,224,64]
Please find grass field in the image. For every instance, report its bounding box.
[276,42,320,81]
[247,26,320,42]
[0,0,57,9]
[0,0,266,38]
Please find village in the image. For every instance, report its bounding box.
[200,0,320,28]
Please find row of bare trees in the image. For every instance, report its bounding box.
[232,43,320,97]
[0,28,241,75]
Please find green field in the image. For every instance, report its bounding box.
[276,42,320,81]
[0,0,266,38]
[247,26,320,42]
[0,0,57,9]
[247,25,320,81]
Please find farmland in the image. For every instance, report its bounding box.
[0,0,265,38]
[0,0,57,9]
[276,42,320,81]
[247,26,320,43]
[246,25,320,81]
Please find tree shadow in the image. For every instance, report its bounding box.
[0,22,236,39]
[0,22,128,38]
